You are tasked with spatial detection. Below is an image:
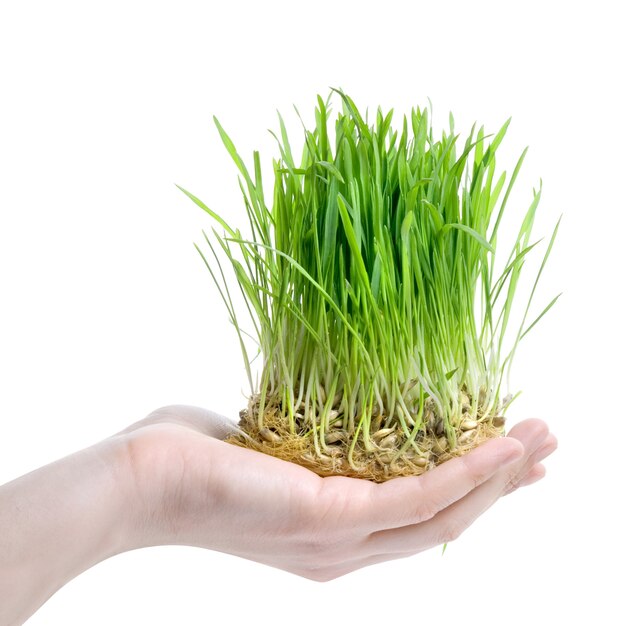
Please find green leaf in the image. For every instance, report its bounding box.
[520,293,562,340]
[316,160,345,184]
[445,368,458,380]
[187,90,560,464]
[439,223,495,253]
[422,199,444,231]
[176,185,236,236]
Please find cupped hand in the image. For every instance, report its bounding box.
[114,406,557,581]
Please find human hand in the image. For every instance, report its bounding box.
[0,404,556,623]
[117,405,557,581]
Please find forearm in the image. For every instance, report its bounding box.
[0,437,135,625]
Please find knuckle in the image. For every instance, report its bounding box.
[395,483,449,524]
[300,535,355,568]
[503,466,523,493]
[458,455,485,490]
[298,564,350,583]
[146,405,168,417]
[145,405,180,420]
[439,518,466,544]
[415,500,443,523]
[310,478,360,533]
[504,474,522,494]
[306,569,339,583]
[300,535,332,555]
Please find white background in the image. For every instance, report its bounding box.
[1,0,624,624]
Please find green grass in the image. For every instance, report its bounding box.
[178,88,560,472]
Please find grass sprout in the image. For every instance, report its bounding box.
[178,88,560,481]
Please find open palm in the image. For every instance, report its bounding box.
[116,405,556,581]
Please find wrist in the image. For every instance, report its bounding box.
[97,435,148,555]
[0,436,141,625]
[112,423,198,550]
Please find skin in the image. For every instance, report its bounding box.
[0,405,557,625]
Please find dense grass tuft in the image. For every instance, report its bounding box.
[178,88,559,473]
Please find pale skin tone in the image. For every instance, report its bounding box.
[0,406,557,625]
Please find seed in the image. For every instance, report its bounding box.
[324,430,345,444]
[458,430,476,444]
[373,427,395,440]
[434,436,448,454]
[259,428,281,443]
[460,419,477,431]
[379,434,397,449]
[435,419,445,436]
[328,409,339,420]
[415,456,429,467]
[492,416,506,428]
[460,392,470,407]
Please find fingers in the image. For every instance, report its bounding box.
[299,463,548,580]
[152,405,241,440]
[503,431,557,495]
[350,435,524,534]
[294,550,409,582]
[507,463,546,493]
[505,417,549,441]
[364,418,550,554]
[115,405,241,440]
